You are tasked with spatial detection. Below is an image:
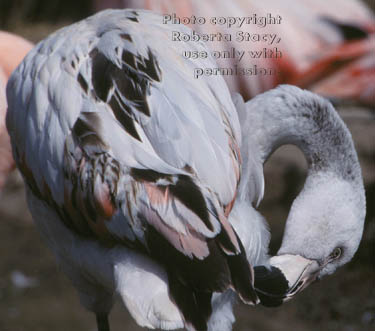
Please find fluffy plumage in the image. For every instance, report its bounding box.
[6,9,256,331]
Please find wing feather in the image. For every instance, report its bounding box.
[7,8,243,256]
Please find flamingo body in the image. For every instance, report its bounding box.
[6,9,256,331]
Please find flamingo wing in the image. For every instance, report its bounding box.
[6,9,255,330]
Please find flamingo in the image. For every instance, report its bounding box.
[0,31,33,191]
[6,9,365,331]
[95,0,375,105]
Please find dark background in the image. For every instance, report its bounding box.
[0,1,374,330]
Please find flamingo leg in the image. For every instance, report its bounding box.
[96,313,110,331]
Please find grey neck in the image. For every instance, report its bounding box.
[236,85,363,204]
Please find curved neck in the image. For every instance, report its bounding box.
[239,86,363,199]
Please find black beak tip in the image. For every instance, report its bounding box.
[254,266,289,308]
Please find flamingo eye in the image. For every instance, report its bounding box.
[329,247,342,260]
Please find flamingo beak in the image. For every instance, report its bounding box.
[254,254,321,307]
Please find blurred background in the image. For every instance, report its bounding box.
[0,1,374,330]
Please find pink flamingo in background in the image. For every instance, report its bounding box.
[95,0,375,104]
[0,31,33,190]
